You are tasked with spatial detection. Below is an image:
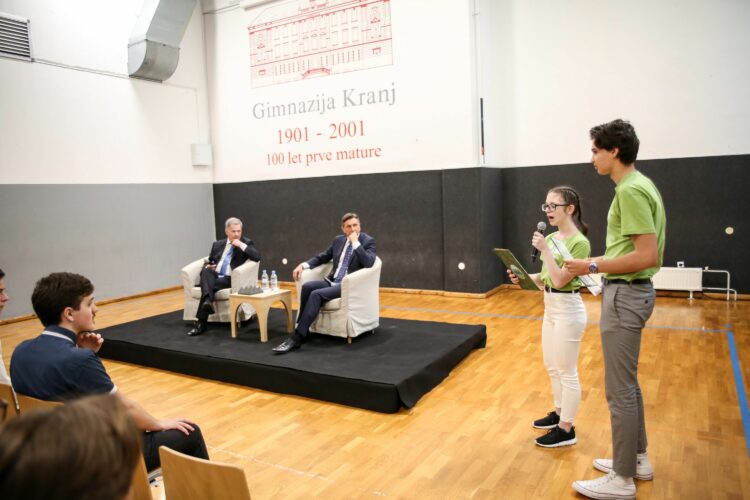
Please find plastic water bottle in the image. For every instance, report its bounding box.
[261,270,269,290]
[270,270,278,291]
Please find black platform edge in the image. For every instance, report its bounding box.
[100,325,487,414]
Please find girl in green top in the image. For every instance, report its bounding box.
[508,186,591,448]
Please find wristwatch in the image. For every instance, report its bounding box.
[588,261,599,274]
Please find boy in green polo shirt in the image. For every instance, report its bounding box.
[565,119,666,500]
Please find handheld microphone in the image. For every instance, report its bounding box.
[531,221,547,262]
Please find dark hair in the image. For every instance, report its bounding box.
[0,268,4,280]
[0,394,141,500]
[549,185,589,236]
[31,272,94,327]
[589,118,640,165]
[341,212,359,224]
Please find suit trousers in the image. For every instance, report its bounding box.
[197,267,231,321]
[142,424,210,471]
[295,280,341,339]
[600,282,655,478]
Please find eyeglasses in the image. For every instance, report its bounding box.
[541,202,571,212]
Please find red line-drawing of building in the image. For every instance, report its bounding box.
[248,0,392,88]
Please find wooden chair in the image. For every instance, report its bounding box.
[0,382,18,422]
[159,446,252,500]
[130,457,165,500]
[15,393,63,413]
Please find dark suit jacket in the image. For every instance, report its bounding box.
[306,232,376,281]
[207,236,261,272]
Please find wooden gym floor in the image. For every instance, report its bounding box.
[1,287,749,499]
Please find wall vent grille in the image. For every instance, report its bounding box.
[0,12,32,61]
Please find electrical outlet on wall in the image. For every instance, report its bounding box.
[677,261,685,268]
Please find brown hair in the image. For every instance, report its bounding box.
[31,272,94,327]
[549,185,589,236]
[589,118,640,165]
[0,394,141,500]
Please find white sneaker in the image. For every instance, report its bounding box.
[572,471,636,499]
[593,453,653,481]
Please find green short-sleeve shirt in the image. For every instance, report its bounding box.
[604,171,666,281]
[540,231,591,291]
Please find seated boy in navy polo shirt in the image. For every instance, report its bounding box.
[10,272,209,471]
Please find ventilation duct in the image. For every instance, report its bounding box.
[0,12,32,61]
[128,0,196,82]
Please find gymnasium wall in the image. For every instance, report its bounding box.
[1,0,748,317]
[0,0,215,317]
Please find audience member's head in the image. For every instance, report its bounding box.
[31,272,95,329]
[0,394,141,500]
[0,268,7,315]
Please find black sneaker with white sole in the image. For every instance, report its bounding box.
[535,425,576,448]
[532,410,560,429]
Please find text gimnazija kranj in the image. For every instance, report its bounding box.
[252,82,396,119]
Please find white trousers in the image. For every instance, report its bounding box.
[541,291,587,423]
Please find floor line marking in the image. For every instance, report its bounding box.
[725,328,750,457]
[207,445,388,496]
[208,445,333,481]
[380,305,724,333]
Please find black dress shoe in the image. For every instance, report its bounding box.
[272,337,301,354]
[200,301,215,315]
[187,321,207,336]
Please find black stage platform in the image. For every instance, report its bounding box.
[98,310,486,413]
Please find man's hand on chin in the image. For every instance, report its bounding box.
[77,332,104,353]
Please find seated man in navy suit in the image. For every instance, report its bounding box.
[187,217,261,336]
[273,212,377,354]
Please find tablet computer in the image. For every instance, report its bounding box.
[493,248,541,291]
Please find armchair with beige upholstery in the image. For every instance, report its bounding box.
[296,256,382,342]
[181,258,259,322]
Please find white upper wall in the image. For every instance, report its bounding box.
[2,1,747,185]
[0,0,212,184]
[480,0,750,167]
[203,0,479,183]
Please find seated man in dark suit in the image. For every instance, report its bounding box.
[10,272,210,472]
[187,217,261,336]
[273,212,376,354]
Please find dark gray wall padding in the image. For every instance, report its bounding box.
[214,155,749,294]
[500,155,749,294]
[213,168,504,294]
